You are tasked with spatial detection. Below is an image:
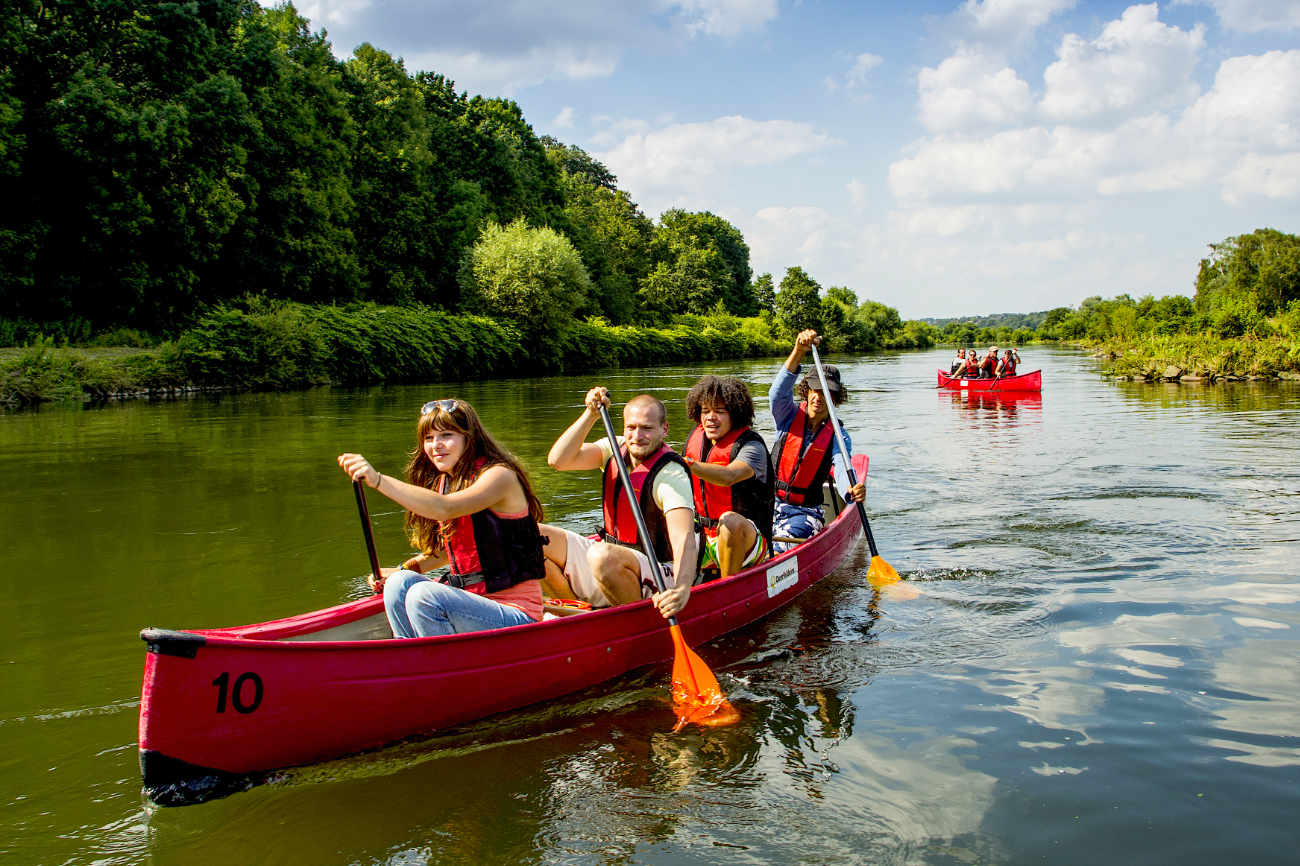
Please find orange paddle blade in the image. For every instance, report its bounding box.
[668,625,740,731]
[866,555,921,599]
[865,554,901,587]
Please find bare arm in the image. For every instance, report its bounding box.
[687,456,755,487]
[547,387,609,471]
[783,329,819,373]
[651,507,699,619]
[338,455,524,521]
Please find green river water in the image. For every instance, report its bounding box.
[1,346,1296,864]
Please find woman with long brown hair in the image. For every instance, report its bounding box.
[338,398,546,637]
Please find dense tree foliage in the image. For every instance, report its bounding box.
[459,219,591,339]
[1,0,930,367]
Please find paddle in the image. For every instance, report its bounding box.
[353,480,384,592]
[809,345,904,590]
[596,401,739,731]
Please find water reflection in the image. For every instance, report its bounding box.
[4,347,1300,864]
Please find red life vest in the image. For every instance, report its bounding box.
[980,354,997,376]
[600,443,690,562]
[1001,356,1017,376]
[772,405,836,506]
[683,425,774,542]
[439,470,545,595]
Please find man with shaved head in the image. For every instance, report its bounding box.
[539,388,699,620]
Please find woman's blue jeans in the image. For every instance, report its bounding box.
[383,570,533,638]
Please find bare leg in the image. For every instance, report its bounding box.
[716,512,757,578]
[538,524,575,598]
[588,542,645,606]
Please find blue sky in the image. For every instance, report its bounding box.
[277,0,1300,318]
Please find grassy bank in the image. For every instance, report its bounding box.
[1094,333,1300,382]
[1,302,786,407]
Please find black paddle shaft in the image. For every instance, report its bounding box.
[353,479,384,585]
[809,345,882,559]
[596,402,680,626]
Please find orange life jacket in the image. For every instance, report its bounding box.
[683,425,774,542]
[772,405,836,506]
[600,443,689,562]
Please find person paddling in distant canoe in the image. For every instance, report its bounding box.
[338,399,546,638]
[978,346,999,379]
[539,389,699,619]
[768,329,866,554]
[950,349,977,378]
[995,347,1020,378]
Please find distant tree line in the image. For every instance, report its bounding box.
[0,0,929,357]
[930,228,1300,348]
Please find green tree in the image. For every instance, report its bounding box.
[751,273,775,315]
[1196,228,1300,316]
[649,209,754,315]
[774,266,823,339]
[459,219,591,339]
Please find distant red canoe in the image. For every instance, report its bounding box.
[138,456,869,805]
[936,369,1041,391]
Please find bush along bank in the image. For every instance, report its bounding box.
[1097,333,1300,383]
[1,301,790,407]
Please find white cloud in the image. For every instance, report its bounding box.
[746,206,837,267]
[597,116,841,193]
[1040,4,1205,124]
[1221,153,1300,204]
[848,52,884,87]
[846,178,869,210]
[956,0,1079,45]
[1178,50,1300,152]
[919,53,1033,132]
[553,106,576,128]
[1173,0,1300,33]
[406,46,618,95]
[669,0,779,38]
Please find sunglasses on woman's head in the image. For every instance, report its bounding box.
[420,399,458,416]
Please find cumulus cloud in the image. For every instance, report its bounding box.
[1040,4,1205,123]
[746,205,838,265]
[955,0,1079,46]
[846,178,869,210]
[919,53,1033,132]
[1178,50,1300,152]
[264,0,655,93]
[669,0,779,38]
[1173,0,1300,33]
[552,106,576,129]
[1221,153,1300,204]
[596,116,841,193]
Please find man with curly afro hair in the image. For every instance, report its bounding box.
[682,374,774,578]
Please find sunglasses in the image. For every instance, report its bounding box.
[420,399,459,416]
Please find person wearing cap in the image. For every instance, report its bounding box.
[978,346,999,379]
[767,329,866,554]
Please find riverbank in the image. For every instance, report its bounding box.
[1090,332,1300,382]
[0,301,788,407]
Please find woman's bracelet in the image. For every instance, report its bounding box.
[374,471,382,489]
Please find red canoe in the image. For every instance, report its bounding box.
[936,368,1041,391]
[138,455,870,805]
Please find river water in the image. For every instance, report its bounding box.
[1,346,1296,864]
